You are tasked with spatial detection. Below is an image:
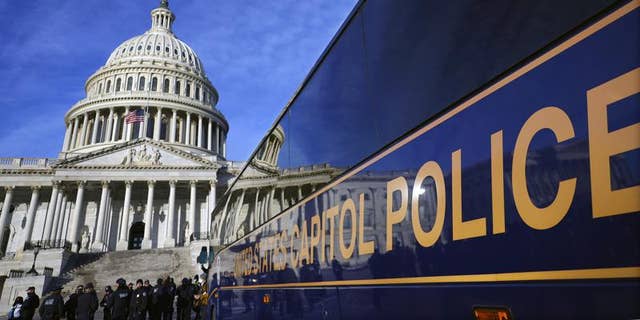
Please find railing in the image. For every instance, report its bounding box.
[0,157,58,169]
[24,240,72,251]
[43,267,53,277]
[281,163,332,174]
[8,270,24,278]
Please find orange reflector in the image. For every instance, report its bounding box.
[262,294,271,304]
[473,306,512,320]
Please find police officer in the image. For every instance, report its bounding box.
[130,279,148,320]
[167,278,176,320]
[107,279,130,320]
[22,287,40,320]
[38,287,64,320]
[175,278,194,320]
[77,285,99,320]
[65,285,84,320]
[150,279,166,320]
[143,280,153,320]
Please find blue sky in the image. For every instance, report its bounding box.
[0,0,356,160]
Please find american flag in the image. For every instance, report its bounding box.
[125,109,145,124]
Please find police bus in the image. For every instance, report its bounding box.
[207,0,640,318]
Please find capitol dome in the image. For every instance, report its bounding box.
[61,0,227,159]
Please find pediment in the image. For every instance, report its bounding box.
[55,139,216,169]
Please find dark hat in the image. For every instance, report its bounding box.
[136,279,143,285]
[182,278,190,284]
[85,283,94,289]
[116,278,126,286]
[27,287,36,291]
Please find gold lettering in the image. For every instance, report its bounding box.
[411,161,446,247]
[513,106,577,230]
[452,149,487,240]
[339,198,357,259]
[587,68,640,218]
[491,130,506,234]
[358,193,374,255]
[310,214,321,263]
[386,177,408,251]
[299,220,310,264]
[290,224,299,268]
[326,206,339,261]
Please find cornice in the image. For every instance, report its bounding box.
[55,138,221,169]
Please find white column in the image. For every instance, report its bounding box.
[197,115,203,148]
[117,181,133,251]
[80,114,89,146]
[170,110,177,143]
[43,182,60,245]
[92,181,109,251]
[185,113,191,145]
[215,125,220,154]
[105,108,114,142]
[62,123,72,151]
[125,106,132,141]
[57,195,68,241]
[188,180,197,244]
[142,180,155,249]
[90,110,100,144]
[153,108,162,140]
[24,186,40,244]
[207,181,216,237]
[70,182,85,252]
[222,132,226,157]
[112,113,120,141]
[59,195,71,241]
[62,201,73,241]
[103,188,113,250]
[164,180,176,247]
[207,119,212,151]
[70,117,80,149]
[141,108,148,138]
[0,186,15,255]
[50,192,65,244]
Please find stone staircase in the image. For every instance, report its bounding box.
[47,247,197,294]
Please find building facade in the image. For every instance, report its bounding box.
[0,1,231,264]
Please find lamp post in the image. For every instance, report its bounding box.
[26,244,41,276]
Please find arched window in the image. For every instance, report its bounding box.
[138,76,146,91]
[106,80,111,93]
[163,79,170,93]
[126,77,133,90]
[151,77,158,91]
[195,86,200,100]
[185,82,191,98]
[175,80,181,95]
[98,83,103,94]
[115,78,122,92]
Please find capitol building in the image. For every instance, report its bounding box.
[0,0,237,302]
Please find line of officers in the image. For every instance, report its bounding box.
[39,276,208,320]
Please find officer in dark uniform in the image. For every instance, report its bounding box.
[38,287,64,320]
[130,279,148,320]
[22,286,40,320]
[77,284,99,320]
[167,278,176,320]
[65,285,84,320]
[107,279,130,320]
[143,280,152,320]
[175,278,194,320]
